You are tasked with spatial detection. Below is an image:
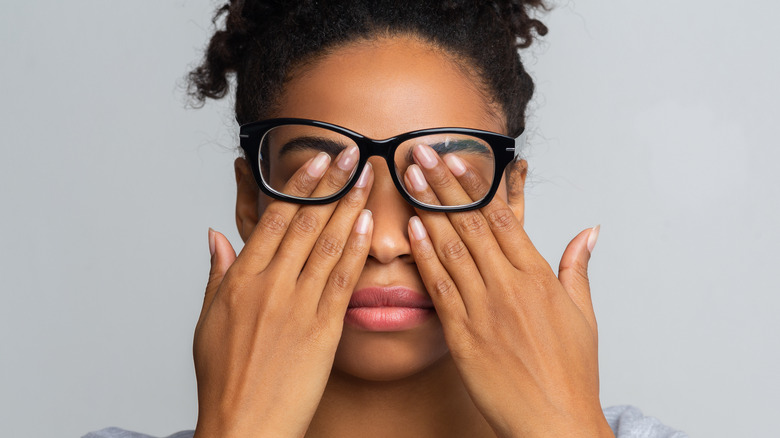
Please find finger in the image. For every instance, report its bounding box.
[273,156,366,274]
[434,151,545,276]
[299,163,374,292]
[401,172,486,313]
[316,209,373,322]
[558,226,600,336]
[408,216,469,321]
[412,144,474,206]
[403,163,442,206]
[198,228,237,327]
[439,161,541,275]
[310,145,360,198]
[404,159,509,285]
[414,149,546,275]
[234,154,328,272]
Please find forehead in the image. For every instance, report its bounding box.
[273,36,505,139]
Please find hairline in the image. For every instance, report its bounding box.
[264,31,508,134]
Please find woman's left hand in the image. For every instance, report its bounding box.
[403,145,613,438]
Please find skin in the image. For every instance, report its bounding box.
[193,36,614,438]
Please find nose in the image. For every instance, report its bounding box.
[364,156,415,264]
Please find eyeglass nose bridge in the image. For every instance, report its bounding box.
[351,136,404,170]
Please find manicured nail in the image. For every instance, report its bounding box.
[406,164,428,191]
[444,154,467,176]
[414,144,438,169]
[355,162,372,188]
[337,145,359,171]
[307,152,330,178]
[409,216,427,240]
[208,228,216,257]
[587,225,600,254]
[355,209,372,235]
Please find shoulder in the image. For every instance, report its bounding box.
[604,405,688,438]
[82,428,195,438]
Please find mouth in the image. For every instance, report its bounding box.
[344,286,436,332]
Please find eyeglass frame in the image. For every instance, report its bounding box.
[239,118,526,212]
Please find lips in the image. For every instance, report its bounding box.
[348,287,434,308]
[344,287,435,331]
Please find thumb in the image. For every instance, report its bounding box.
[558,225,600,335]
[198,228,237,326]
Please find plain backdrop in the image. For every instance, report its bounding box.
[2,1,778,437]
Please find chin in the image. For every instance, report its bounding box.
[332,318,449,382]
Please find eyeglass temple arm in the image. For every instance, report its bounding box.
[506,131,527,160]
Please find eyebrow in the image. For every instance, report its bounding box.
[277,136,350,159]
[403,138,492,164]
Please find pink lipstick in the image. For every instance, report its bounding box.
[344,287,435,331]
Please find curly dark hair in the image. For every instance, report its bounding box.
[187,0,547,138]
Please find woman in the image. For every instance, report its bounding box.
[86,1,684,437]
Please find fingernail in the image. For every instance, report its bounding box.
[307,152,330,178]
[355,209,372,235]
[587,225,600,254]
[208,228,216,257]
[337,145,359,171]
[409,216,427,240]
[444,154,467,176]
[355,162,372,188]
[414,144,438,169]
[406,164,428,191]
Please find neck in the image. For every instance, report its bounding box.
[305,354,496,438]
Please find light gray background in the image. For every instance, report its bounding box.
[2,1,778,437]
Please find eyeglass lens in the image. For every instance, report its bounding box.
[257,124,495,207]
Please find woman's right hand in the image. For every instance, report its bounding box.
[193,148,374,438]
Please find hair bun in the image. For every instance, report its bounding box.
[492,0,548,48]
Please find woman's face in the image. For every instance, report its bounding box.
[236,36,513,381]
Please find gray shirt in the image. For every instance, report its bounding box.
[82,405,687,437]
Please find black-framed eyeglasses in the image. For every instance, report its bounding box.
[239,118,525,212]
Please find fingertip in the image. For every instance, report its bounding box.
[210,229,237,271]
[355,209,373,235]
[409,216,427,241]
[560,227,595,272]
[208,227,216,258]
[586,225,601,255]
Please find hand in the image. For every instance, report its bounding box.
[403,144,613,438]
[193,148,374,438]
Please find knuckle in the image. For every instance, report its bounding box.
[216,275,250,309]
[257,210,288,235]
[328,268,353,292]
[291,210,321,235]
[338,191,364,210]
[322,172,347,192]
[486,207,517,233]
[454,213,488,236]
[315,233,345,259]
[428,167,455,189]
[289,173,316,195]
[460,171,484,193]
[431,276,458,300]
[562,262,590,283]
[439,237,469,262]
